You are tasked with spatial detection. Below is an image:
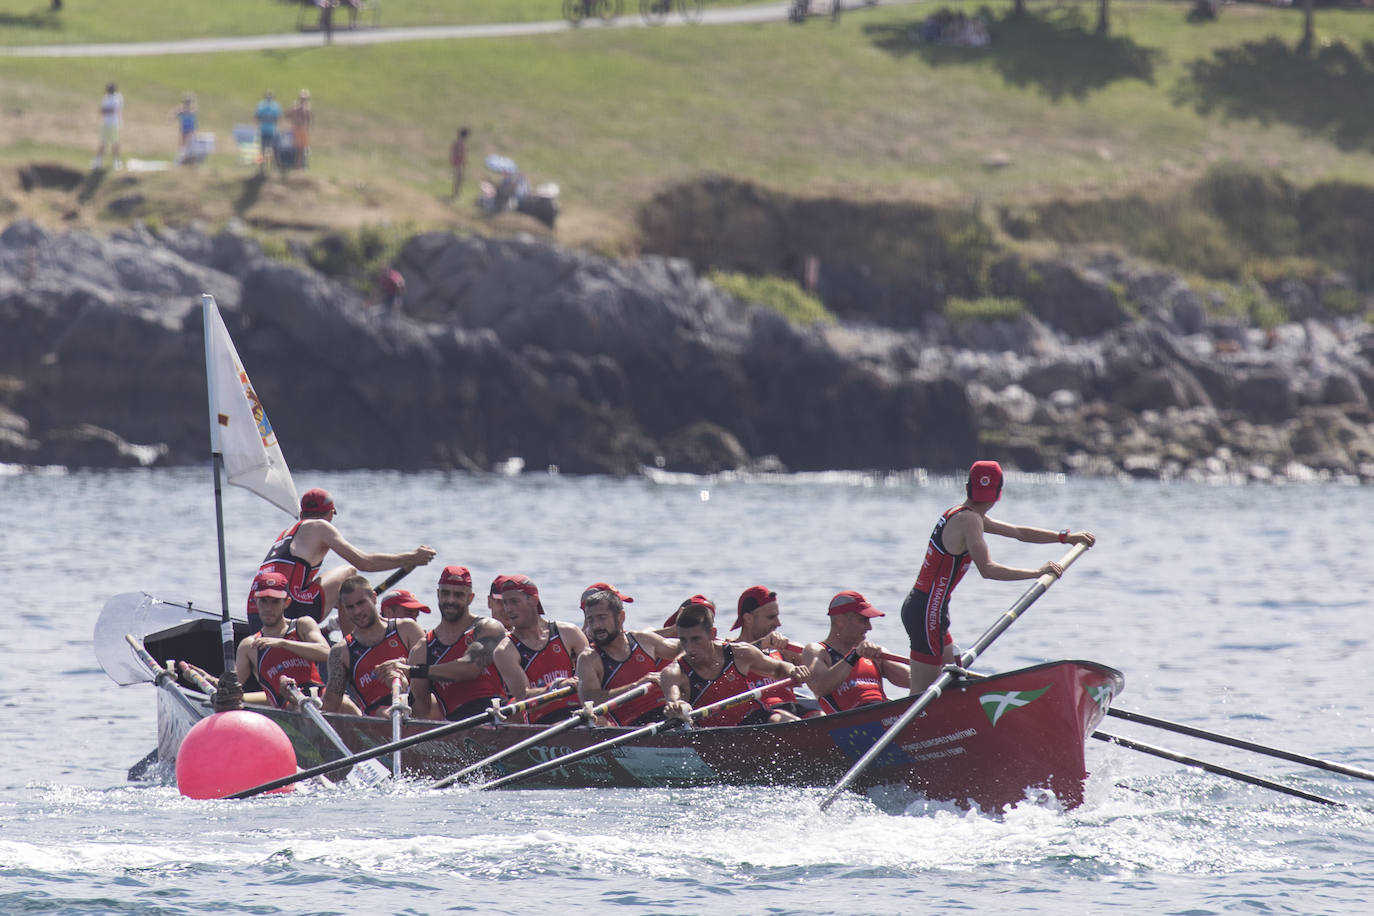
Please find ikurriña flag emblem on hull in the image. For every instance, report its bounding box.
[979,685,1050,726]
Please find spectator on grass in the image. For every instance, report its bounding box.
[173,92,198,163]
[289,89,313,168]
[319,0,336,44]
[255,89,282,172]
[450,127,469,199]
[93,82,123,171]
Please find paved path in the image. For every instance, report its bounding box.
[0,2,869,58]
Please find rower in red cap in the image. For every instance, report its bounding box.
[246,486,436,634]
[729,586,811,722]
[502,574,590,724]
[404,565,528,722]
[800,590,910,713]
[232,572,343,711]
[900,460,1095,693]
[576,583,681,726]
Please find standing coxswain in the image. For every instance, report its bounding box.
[247,487,436,633]
[901,460,1095,693]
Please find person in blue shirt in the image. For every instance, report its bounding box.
[254,89,282,172]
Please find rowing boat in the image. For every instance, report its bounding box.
[104,592,1124,811]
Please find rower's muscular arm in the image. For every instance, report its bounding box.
[955,514,1055,581]
[425,621,505,683]
[628,629,680,662]
[800,641,855,699]
[234,637,255,687]
[658,661,691,722]
[312,521,437,574]
[733,642,808,684]
[494,638,529,700]
[575,649,608,705]
[321,644,349,713]
[405,638,434,720]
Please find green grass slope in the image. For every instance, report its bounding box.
[1,1,1371,252]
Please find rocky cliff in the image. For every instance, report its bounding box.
[2,219,1372,481]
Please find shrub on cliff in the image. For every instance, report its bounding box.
[708,271,835,325]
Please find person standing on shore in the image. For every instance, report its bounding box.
[901,460,1095,693]
[450,126,469,199]
[289,89,312,168]
[254,89,281,172]
[172,92,197,163]
[92,83,123,171]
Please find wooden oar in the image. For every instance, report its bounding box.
[429,683,654,789]
[1101,708,1374,784]
[388,675,407,778]
[229,686,577,799]
[124,634,208,721]
[818,542,1090,811]
[1093,729,1344,807]
[279,681,391,787]
[474,678,792,792]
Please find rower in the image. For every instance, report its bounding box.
[502,574,590,724]
[660,598,809,727]
[487,574,512,630]
[800,590,910,713]
[246,486,436,633]
[730,585,811,722]
[901,460,1095,693]
[322,574,425,717]
[380,589,431,620]
[406,565,527,721]
[576,584,680,726]
[234,572,343,711]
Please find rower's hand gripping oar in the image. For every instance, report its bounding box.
[473,678,795,792]
[429,682,656,789]
[818,542,1090,811]
[227,684,578,799]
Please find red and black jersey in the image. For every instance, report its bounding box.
[905,506,974,661]
[682,643,760,727]
[514,622,579,719]
[344,621,409,715]
[596,635,664,726]
[246,521,324,626]
[817,642,888,714]
[425,624,506,721]
[913,506,973,598]
[255,622,324,708]
[743,647,797,709]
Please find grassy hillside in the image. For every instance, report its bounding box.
[1,1,1372,251]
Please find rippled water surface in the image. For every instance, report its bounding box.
[2,468,1372,914]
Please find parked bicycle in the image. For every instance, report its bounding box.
[564,0,623,26]
[639,0,704,25]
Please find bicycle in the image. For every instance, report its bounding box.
[639,0,704,25]
[563,0,623,26]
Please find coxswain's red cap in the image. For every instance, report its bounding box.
[380,589,431,616]
[664,594,715,628]
[580,582,634,609]
[299,487,335,518]
[499,574,544,615]
[827,590,884,618]
[252,572,290,599]
[731,585,777,630]
[438,565,472,588]
[968,460,1003,503]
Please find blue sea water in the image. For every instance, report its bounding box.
[2,467,1372,915]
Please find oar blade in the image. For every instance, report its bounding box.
[96,592,220,686]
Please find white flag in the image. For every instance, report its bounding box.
[202,295,299,516]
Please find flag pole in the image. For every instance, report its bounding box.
[203,294,243,711]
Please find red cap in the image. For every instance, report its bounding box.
[968,460,1003,503]
[380,589,431,616]
[299,487,335,517]
[665,594,715,628]
[499,574,544,614]
[438,565,472,588]
[252,572,289,599]
[731,585,777,630]
[489,574,510,596]
[581,582,634,609]
[828,590,885,618]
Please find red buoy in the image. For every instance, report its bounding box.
[175,710,298,799]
